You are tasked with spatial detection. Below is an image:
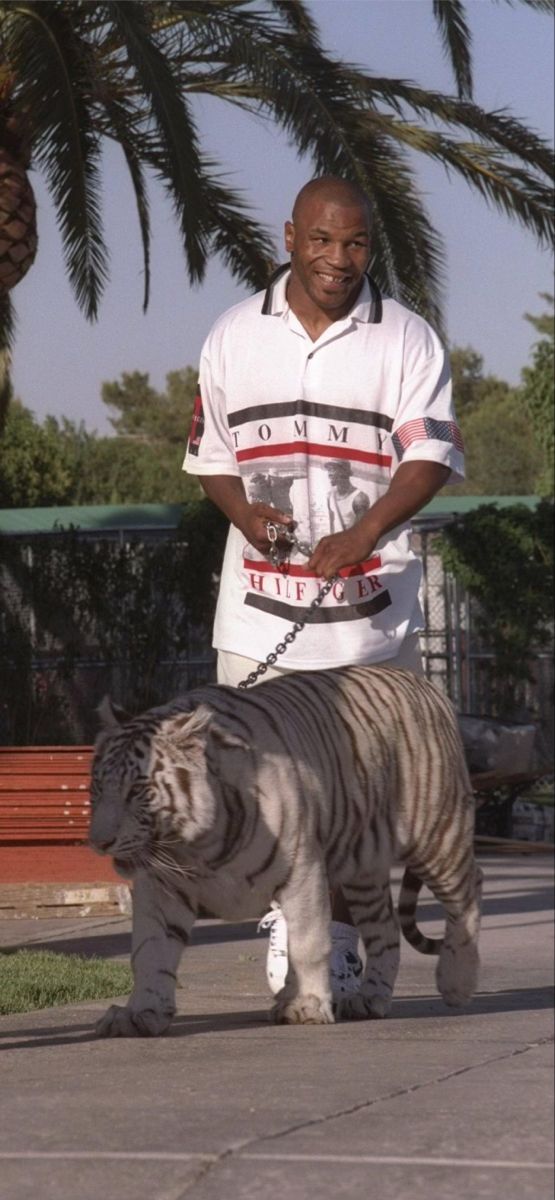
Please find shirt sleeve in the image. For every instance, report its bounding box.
[390,339,464,485]
[182,341,240,477]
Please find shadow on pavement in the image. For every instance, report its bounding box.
[0,1007,269,1051]
[3,878,553,961]
[1,985,552,1052]
[1,921,261,959]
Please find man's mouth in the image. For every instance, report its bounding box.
[315,271,351,288]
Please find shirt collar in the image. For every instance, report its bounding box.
[261,264,382,324]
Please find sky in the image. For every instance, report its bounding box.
[9,0,555,436]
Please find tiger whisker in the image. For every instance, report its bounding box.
[146,851,197,880]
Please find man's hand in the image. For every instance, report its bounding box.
[239,503,296,555]
[308,526,376,580]
[308,461,451,580]
[199,476,295,554]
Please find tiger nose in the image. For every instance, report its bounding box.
[90,836,116,854]
[89,806,120,852]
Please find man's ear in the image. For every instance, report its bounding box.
[97,696,131,730]
[284,219,295,254]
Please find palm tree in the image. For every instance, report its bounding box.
[0,0,553,425]
[431,0,554,100]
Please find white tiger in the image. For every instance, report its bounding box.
[89,665,483,1037]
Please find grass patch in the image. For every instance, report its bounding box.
[0,949,132,1015]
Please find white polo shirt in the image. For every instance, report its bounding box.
[183,269,464,669]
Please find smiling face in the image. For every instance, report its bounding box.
[284,188,371,323]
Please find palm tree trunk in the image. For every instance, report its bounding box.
[0,289,14,431]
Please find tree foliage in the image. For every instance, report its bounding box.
[0,369,202,507]
[520,294,554,495]
[0,401,78,506]
[447,346,537,495]
[439,499,553,716]
[102,366,197,443]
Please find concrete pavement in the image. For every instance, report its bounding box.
[0,853,553,1200]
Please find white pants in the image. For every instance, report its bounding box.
[217,632,424,687]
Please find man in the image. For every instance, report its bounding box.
[183,176,463,997]
[324,459,370,533]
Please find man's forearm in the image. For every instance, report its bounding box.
[359,461,451,545]
[199,475,249,530]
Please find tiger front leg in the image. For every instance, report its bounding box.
[95,873,195,1038]
[335,877,400,1021]
[272,862,335,1026]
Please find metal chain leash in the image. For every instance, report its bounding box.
[237,522,338,690]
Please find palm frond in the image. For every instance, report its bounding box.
[100,96,152,311]
[379,116,554,245]
[266,0,322,45]
[1,1,108,319]
[0,0,552,340]
[200,172,278,288]
[432,0,473,99]
[179,28,446,323]
[109,1,210,282]
[341,70,554,179]
[494,0,554,11]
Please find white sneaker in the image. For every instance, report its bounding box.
[257,907,363,998]
[257,903,288,994]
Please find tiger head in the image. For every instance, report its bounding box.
[88,695,247,876]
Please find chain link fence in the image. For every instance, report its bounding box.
[1,523,552,758]
[416,527,553,769]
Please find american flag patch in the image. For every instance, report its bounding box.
[392,417,464,460]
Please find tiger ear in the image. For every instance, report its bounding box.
[162,705,212,743]
[97,695,130,730]
[159,706,249,765]
[158,705,213,766]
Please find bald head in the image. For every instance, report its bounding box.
[284,176,372,324]
[292,177,372,228]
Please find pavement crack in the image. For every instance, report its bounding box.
[170,1036,553,1195]
[243,1037,554,1147]
[171,1149,234,1198]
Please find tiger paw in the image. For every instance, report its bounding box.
[436,943,479,1007]
[272,994,335,1025]
[336,989,392,1021]
[95,1003,174,1038]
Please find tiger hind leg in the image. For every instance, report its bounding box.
[409,856,483,1007]
[335,877,400,1021]
[434,862,483,1006]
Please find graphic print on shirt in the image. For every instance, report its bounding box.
[187,387,205,457]
[233,398,394,625]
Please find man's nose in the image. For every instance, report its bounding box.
[325,243,350,268]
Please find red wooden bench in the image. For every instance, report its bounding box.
[0,746,93,842]
[0,747,124,907]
